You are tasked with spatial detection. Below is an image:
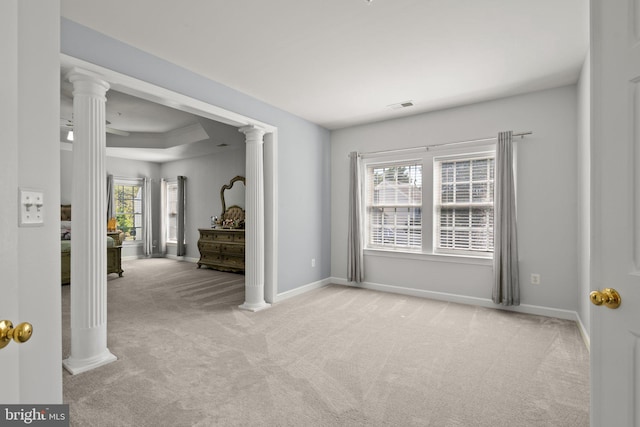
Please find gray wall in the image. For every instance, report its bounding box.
[160,148,246,260]
[61,18,332,294]
[331,85,579,312]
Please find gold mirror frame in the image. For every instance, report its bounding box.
[220,175,245,218]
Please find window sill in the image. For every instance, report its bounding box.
[364,248,493,266]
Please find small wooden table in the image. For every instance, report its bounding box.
[107,231,122,246]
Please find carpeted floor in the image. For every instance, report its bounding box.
[62,258,589,426]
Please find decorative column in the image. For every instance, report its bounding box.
[239,126,270,311]
[63,68,117,374]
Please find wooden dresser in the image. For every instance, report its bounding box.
[197,228,245,273]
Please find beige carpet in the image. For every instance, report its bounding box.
[62,258,589,426]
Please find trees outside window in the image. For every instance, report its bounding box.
[115,180,143,242]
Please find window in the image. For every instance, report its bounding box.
[114,179,143,242]
[434,153,495,255]
[165,181,178,243]
[360,144,497,259]
[365,161,422,250]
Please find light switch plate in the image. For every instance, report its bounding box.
[19,188,44,227]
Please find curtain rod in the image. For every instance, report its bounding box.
[355,131,532,158]
[109,174,150,179]
[109,175,152,182]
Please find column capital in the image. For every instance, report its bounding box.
[65,67,110,98]
[239,125,266,143]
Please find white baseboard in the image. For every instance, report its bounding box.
[575,313,590,351]
[275,277,332,302]
[330,276,583,324]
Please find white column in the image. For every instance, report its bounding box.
[63,68,117,374]
[239,126,270,312]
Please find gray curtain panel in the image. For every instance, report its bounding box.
[177,176,186,257]
[106,174,114,220]
[492,131,520,306]
[347,151,364,283]
[143,177,153,257]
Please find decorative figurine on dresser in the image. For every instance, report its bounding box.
[197,175,246,273]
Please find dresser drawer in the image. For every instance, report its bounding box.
[199,230,224,242]
[198,241,221,253]
[221,254,244,269]
[199,229,244,241]
[220,243,245,254]
[200,252,224,263]
[216,232,236,242]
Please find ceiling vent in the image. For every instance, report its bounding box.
[387,101,414,110]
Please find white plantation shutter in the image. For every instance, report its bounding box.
[435,153,495,254]
[366,161,422,249]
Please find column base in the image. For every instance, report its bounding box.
[63,349,117,375]
[239,301,271,312]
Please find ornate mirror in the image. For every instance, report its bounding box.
[220,175,245,219]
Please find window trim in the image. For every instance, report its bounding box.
[363,158,423,251]
[433,150,496,258]
[359,141,499,261]
[164,179,179,244]
[114,177,144,245]
[364,246,493,266]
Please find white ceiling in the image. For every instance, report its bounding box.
[60,0,588,131]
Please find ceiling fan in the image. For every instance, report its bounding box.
[59,117,131,138]
[60,89,130,138]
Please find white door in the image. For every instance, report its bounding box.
[590,1,640,425]
[0,1,62,403]
[0,0,21,403]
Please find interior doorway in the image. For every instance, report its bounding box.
[60,53,279,303]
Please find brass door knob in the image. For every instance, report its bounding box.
[0,320,33,350]
[589,288,621,309]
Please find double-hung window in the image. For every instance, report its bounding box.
[114,178,144,242]
[434,152,495,256]
[365,161,423,250]
[165,181,178,243]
